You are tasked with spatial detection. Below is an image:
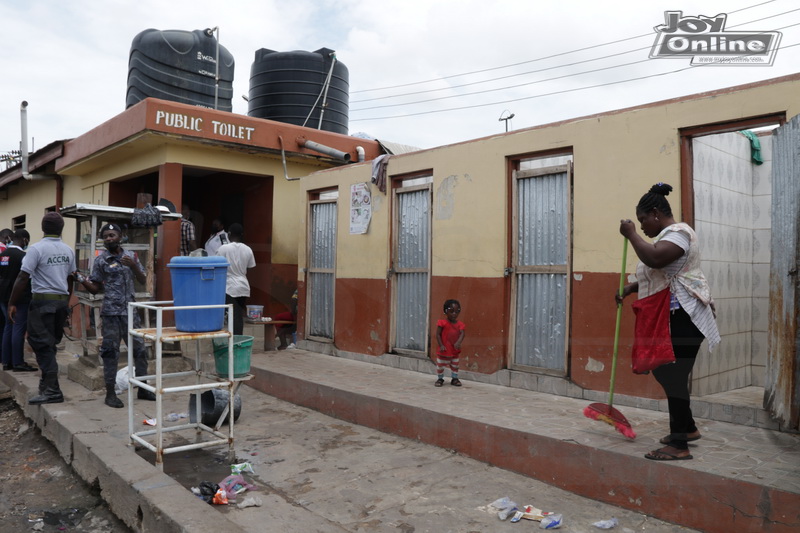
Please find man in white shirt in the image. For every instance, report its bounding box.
[204,219,229,256]
[216,223,255,335]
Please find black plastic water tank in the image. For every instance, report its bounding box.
[248,47,349,134]
[126,28,235,112]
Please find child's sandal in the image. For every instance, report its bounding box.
[451,378,462,387]
[435,378,444,387]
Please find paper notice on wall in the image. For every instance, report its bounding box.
[350,182,372,234]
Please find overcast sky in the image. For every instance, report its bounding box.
[2,0,799,160]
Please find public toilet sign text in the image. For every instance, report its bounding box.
[154,110,256,141]
[650,11,781,66]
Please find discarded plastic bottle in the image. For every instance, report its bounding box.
[539,513,563,529]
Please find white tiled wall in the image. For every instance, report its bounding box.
[692,132,771,395]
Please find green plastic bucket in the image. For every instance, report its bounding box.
[212,335,253,378]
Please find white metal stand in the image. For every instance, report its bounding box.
[127,300,252,470]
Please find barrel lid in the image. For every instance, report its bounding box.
[167,256,229,268]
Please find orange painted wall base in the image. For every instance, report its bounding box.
[308,273,664,399]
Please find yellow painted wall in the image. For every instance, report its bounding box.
[300,76,800,278]
[300,163,390,281]
[75,147,171,189]
[423,144,506,278]
[301,151,507,281]
[61,172,93,242]
[0,179,77,245]
[271,159,309,265]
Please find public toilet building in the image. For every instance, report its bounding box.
[295,73,800,430]
[0,98,381,317]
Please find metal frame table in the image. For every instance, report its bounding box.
[127,300,252,470]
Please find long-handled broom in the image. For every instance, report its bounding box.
[583,237,637,439]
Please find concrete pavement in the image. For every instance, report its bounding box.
[0,336,798,532]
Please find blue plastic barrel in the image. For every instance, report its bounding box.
[167,256,229,332]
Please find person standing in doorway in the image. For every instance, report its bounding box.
[1,229,36,372]
[216,223,255,336]
[434,299,465,387]
[204,219,229,256]
[180,204,198,256]
[8,212,75,405]
[75,223,155,408]
[617,182,720,461]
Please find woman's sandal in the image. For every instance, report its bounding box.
[659,432,701,445]
[645,446,693,461]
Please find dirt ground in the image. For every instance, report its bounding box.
[0,397,131,533]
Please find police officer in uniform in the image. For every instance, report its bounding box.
[8,212,75,404]
[75,223,155,408]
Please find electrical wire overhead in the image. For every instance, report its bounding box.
[352,6,800,105]
[350,5,800,123]
[352,0,782,97]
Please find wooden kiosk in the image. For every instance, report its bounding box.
[60,203,181,357]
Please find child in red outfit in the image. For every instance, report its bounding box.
[435,299,465,387]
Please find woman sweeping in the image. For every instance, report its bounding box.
[617,183,720,461]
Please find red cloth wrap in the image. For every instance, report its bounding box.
[631,288,675,374]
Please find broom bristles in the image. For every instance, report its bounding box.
[583,405,637,439]
[615,422,637,439]
[583,405,607,422]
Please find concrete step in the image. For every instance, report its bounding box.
[244,347,800,533]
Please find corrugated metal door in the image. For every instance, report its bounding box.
[766,115,800,430]
[510,164,572,374]
[307,200,337,339]
[391,184,431,355]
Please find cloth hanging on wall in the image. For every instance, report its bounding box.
[739,130,764,165]
[371,154,391,193]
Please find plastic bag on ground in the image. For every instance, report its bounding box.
[115,367,130,395]
[218,474,258,500]
[540,513,563,529]
[197,481,220,503]
[593,517,619,529]
[236,496,263,509]
[489,497,518,521]
[231,462,255,474]
[212,487,228,505]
